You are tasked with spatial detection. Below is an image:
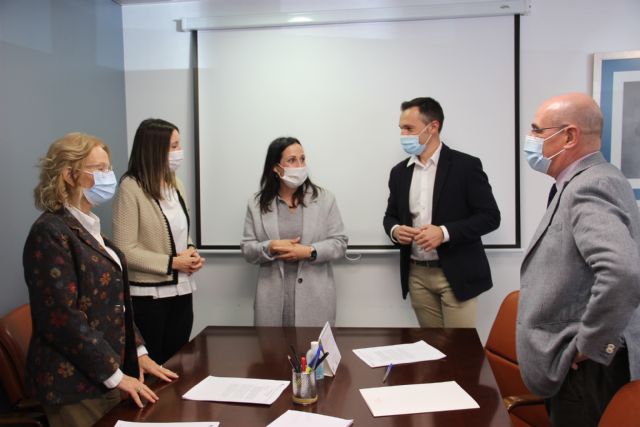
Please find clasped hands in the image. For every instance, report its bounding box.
[172,246,204,275]
[393,224,444,251]
[269,237,312,261]
[117,354,179,408]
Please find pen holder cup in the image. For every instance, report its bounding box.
[291,370,318,405]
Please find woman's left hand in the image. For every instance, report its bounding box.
[274,243,313,262]
[138,354,180,383]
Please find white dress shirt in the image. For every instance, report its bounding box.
[390,143,450,260]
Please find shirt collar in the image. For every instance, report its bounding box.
[67,205,102,237]
[555,151,599,189]
[407,142,443,169]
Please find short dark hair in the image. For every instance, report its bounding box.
[401,97,445,133]
[256,137,319,214]
[124,118,178,200]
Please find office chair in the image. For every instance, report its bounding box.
[0,304,45,426]
[485,291,550,427]
[598,380,640,427]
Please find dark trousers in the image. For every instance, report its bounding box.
[132,293,194,365]
[545,348,630,427]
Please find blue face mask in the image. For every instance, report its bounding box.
[523,127,567,174]
[400,125,432,156]
[83,170,117,206]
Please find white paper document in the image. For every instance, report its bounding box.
[360,381,479,417]
[182,376,289,405]
[267,410,353,427]
[352,340,445,367]
[115,423,219,427]
[318,321,341,376]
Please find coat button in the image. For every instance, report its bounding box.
[297,278,303,284]
[606,344,616,354]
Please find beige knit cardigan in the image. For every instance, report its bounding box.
[112,176,193,286]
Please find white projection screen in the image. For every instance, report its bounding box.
[195,15,519,249]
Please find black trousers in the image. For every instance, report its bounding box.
[132,293,194,365]
[545,348,630,427]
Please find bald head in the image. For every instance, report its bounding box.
[538,93,603,149]
[531,93,603,178]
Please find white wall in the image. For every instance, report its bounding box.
[121,0,640,343]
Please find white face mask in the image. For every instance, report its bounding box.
[278,165,308,189]
[168,149,184,171]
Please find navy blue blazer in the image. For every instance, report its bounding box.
[383,144,500,301]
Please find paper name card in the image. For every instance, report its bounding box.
[318,321,341,376]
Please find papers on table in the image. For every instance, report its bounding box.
[352,340,445,367]
[182,376,289,405]
[359,381,479,417]
[267,410,353,427]
[318,321,341,376]
[115,423,219,427]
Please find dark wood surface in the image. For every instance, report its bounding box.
[95,327,511,426]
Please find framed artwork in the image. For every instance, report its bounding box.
[593,50,640,200]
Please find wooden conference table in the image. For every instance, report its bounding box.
[95,327,511,426]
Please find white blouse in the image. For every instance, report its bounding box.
[129,186,197,299]
[67,205,122,270]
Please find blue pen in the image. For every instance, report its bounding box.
[382,363,393,383]
[310,342,323,369]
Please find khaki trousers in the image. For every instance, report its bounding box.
[43,388,121,427]
[408,264,477,327]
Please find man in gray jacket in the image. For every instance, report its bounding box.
[518,92,640,426]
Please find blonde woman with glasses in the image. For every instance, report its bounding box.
[23,133,177,427]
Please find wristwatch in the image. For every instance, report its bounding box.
[309,248,317,261]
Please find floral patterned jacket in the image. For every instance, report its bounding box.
[23,209,143,405]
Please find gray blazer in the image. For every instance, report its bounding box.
[241,188,348,326]
[517,152,640,397]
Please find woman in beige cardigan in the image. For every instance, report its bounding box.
[112,119,204,364]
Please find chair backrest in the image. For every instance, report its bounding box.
[485,291,550,427]
[598,380,640,427]
[0,304,32,406]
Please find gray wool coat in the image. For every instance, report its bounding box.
[517,152,640,397]
[241,188,348,326]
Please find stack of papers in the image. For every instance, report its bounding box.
[182,376,289,405]
[352,340,445,367]
[360,381,479,417]
[267,410,353,426]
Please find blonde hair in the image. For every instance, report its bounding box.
[34,133,111,212]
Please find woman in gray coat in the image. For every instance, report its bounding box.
[241,137,348,326]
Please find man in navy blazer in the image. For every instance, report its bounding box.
[383,97,500,327]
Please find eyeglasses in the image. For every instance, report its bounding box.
[530,124,568,136]
[83,164,113,173]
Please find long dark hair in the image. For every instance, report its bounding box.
[124,118,178,200]
[257,137,319,213]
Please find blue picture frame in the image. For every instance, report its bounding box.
[593,50,640,200]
